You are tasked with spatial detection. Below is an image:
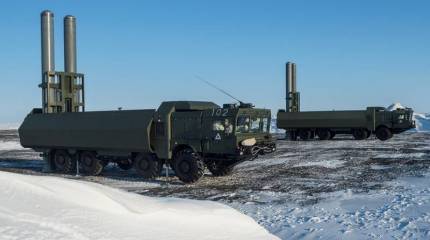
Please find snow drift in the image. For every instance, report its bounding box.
[386,102,405,111]
[413,113,430,132]
[0,171,278,240]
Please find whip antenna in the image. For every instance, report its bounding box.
[196,75,243,104]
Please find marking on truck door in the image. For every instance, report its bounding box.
[212,108,229,117]
[215,133,222,140]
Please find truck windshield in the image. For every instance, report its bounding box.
[236,116,269,133]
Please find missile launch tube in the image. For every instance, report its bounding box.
[41,10,55,113]
[286,62,293,111]
[64,15,77,73]
[292,63,297,93]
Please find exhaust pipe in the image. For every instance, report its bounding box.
[64,15,77,73]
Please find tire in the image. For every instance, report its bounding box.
[352,129,368,140]
[133,154,161,179]
[53,150,75,173]
[207,161,234,177]
[174,149,205,183]
[80,151,104,176]
[288,131,298,141]
[316,129,330,140]
[299,129,311,141]
[376,127,393,141]
[329,131,336,139]
[117,159,133,170]
[365,130,371,139]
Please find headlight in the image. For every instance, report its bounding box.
[241,138,257,146]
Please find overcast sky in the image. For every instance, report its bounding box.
[0,0,429,123]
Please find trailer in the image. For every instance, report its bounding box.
[277,62,415,141]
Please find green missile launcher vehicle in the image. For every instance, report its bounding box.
[18,10,275,183]
[20,102,275,183]
[277,62,416,141]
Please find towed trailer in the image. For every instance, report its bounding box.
[277,62,415,141]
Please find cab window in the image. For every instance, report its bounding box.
[212,120,225,131]
[237,116,270,133]
[250,117,261,133]
[213,119,233,134]
[236,116,250,133]
[262,118,269,132]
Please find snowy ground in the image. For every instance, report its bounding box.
[0,171,276,240]
[1,129,430,239]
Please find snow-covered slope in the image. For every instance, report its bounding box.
[0,171,278,240]
[0,123,19,130]
[413,113,430,132]
[386,102,405,111]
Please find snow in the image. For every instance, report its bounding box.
[232,174,430,239]
[0,171,278,240]
[293,159,345,169]
[0,140,22,151]
[0,123,19,130]
[413,113,430,132]
[387,102,405,111]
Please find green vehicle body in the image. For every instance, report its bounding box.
[21,11,276,183]
[19,101,275,182]
[277,62,415,141]
[277,107,415,141]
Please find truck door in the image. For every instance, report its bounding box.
[202,115,234,154]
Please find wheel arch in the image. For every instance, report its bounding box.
[172,144,195,158]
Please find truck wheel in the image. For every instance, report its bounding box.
[365,130,371,139]
[174,149,205,183]
[133,154,161,179]
[288,131,298,141]
[316,129,330,140]
[329,131,336,139]
[53,150,75,173]
[299,130,311,141]
[352,129,368,140]
[117,159,133,170]
[80,151,104,176]
[207,161,234,177]
[376,127,393,141]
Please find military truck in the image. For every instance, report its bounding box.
[277,62,415,141]
[19,102,275,183]
[18,11,275,183]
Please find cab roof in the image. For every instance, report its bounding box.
[160,101,220,111]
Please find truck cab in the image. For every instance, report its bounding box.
[162,101,275,183]
[370,107,415,134]
[201,103,275,159]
